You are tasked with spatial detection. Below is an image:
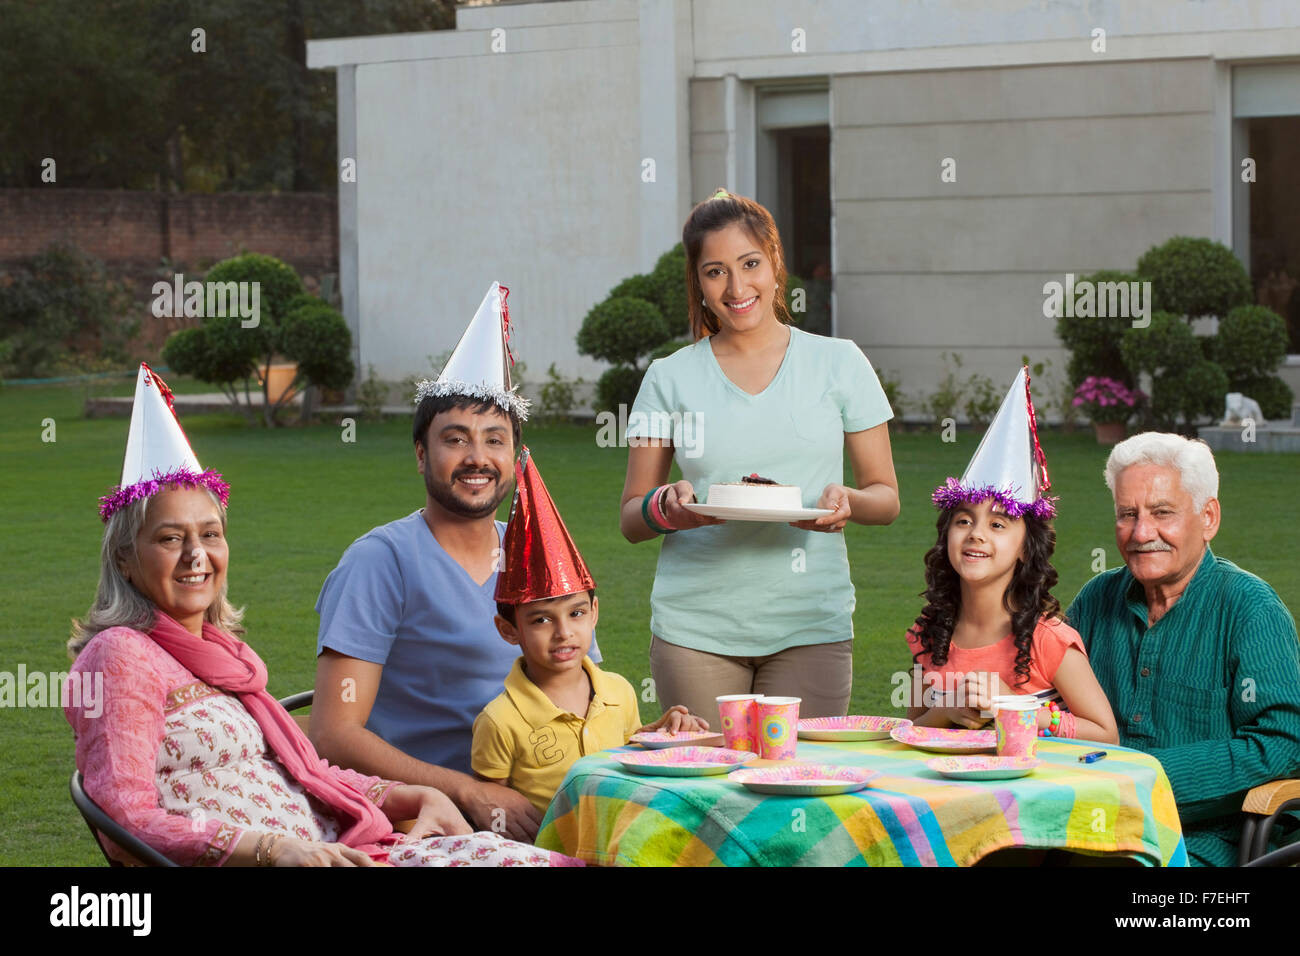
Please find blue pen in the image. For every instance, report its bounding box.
[1079,750,1107,763]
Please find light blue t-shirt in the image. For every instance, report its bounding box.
[315,511,600,774]
[626,327,892,656]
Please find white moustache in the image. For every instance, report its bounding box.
[1130,541,1173,553]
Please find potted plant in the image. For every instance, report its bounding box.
[1073,376,1145,444]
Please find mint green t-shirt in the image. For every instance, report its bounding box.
[626,327,892,656]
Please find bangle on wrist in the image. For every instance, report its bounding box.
[641,486,676,535]
[261,833,285,867]
[652,485,679,530]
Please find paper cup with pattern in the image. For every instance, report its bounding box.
[993,699,1039,757]
[756,696,801,760]
[716,694,762,752]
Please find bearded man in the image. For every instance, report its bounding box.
[310,284,599,842]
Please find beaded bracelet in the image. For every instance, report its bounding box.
[641,486,676,535]
[1038,701,1062,738]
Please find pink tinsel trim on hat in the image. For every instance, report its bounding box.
[931,477,1058,520]
[99,468,231,522]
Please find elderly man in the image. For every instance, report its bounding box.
[1067,432,1300,866]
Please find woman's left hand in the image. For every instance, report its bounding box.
[790,484,852,533]
[396,786,473,842]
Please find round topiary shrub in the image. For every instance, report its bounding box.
[1054,270,1139,389]
[1136,237,1251,319]
[1212,305,1289,382]
[647,245,689,338]
[163,315,260,385]
[205,253,305,329]
[1120,311,1203,377]
[164,255,351,425]
[1122,311,1228,428]
[609,274,658,304]
[576,296,670,367]
[281,301,354,392]
[594,364,647,414]
[1150,358,1230,428]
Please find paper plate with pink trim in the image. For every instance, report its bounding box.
[890,725,997,754]
[926,756,1041,780]
[797,715,912,741]
[629,730,726,749]
[610,747,757,777]
[729,764,880,796]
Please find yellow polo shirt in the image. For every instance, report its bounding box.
[471,656,642,813]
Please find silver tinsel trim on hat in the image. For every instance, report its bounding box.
[412,378,531,421]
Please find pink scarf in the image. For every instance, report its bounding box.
[148,612,395,856]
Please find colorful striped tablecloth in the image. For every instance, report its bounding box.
[536,737,1187,866]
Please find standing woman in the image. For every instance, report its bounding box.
[620,191,900,725]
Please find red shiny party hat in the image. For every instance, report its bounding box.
[494,446,595,605]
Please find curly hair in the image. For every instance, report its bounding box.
[910,508,1061,688]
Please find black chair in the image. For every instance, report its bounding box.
[70,690,315,867]
[70,769,179,867]
[1244,840,1300,867]
[1238,779,1300,866]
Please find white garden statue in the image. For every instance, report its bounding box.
[1221,392,1267,427]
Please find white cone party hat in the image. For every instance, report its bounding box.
[931,366,1056,518]
[413,282,529,420]
[99,363,229,521]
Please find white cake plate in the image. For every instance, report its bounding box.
[682,503,835,522]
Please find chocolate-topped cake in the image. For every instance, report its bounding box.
[706,473,802,510]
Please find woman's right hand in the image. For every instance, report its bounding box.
[270,836,376,867]
[660,481,725,530]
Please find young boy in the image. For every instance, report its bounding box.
[471,448,707,813]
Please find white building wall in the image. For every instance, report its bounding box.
[312,0,644,385]
[831,58,1216,405]
[310,0,1300,398]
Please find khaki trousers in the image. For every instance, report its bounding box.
[649,635,853,729]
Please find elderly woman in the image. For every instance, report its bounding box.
[65,364,575,867]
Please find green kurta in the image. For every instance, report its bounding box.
[1066,547,1300,866]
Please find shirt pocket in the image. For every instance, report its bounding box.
[787,393,842,447]
[1156,676,1230,743]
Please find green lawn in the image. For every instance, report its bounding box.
[2,379,1296,865]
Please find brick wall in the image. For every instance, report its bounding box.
[0,188,338,274]
[0,189,340,357]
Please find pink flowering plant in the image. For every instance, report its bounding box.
[1072,376,1145,424]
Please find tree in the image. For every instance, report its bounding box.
[0,0,457,192]
[162,253,352,425]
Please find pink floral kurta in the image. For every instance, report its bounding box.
[67,628,566,867]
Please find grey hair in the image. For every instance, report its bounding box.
[68,489,244,658]
[1103,432,1219,512]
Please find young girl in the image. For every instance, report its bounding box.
[905,369,1118,743]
